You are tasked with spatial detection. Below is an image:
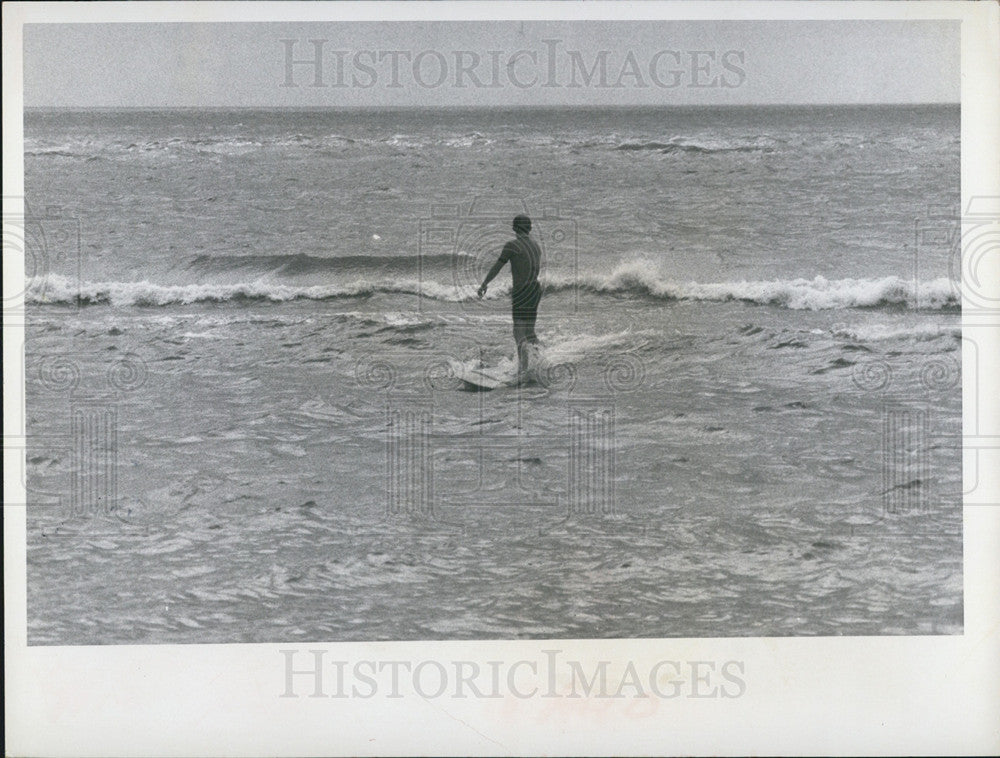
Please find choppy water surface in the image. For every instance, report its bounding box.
[25,105,961,643]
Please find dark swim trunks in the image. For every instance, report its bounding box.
[512,280,542,342]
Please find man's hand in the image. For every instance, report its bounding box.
[477,283,487,299]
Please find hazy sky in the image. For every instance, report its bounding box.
[24,21,959,107]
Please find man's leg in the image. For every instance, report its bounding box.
[512,284,540,374]
[524,298,539,344]
[512,316,529,374]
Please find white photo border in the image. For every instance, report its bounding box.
[4,2,999,755]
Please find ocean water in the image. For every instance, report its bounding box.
[23,105,962,643]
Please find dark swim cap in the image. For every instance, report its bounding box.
[513,214,532,233]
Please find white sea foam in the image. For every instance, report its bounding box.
[551,259,959,310]
[29,265,959,311]
[543,329,660,363]
[832,323,962,342]
[29,273,485,306]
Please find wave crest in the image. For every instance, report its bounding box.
[28,266,960,311]
[29,274,477,307]
[615,136,777,154]
[558,261,959,310]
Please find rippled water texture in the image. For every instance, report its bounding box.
[24,105,962,643]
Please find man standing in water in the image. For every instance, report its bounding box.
[477,214,543,375]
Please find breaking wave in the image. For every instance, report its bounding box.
[30,264,960,310]
[561,260,959,310]
[29,273,473,306]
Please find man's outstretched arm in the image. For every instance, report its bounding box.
[477,249,510,298]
